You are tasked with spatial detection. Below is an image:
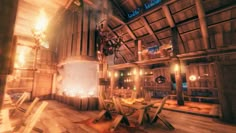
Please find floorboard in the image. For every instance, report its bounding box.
[12,100,236,133]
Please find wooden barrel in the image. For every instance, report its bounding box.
[81,97,89,111]
[88,97,98,110]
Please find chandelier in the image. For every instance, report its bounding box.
[95,20,123,59]
[32,9,49,49]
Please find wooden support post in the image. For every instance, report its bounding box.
[173,60,184,105]
[109,70,115,97]
[215,62,234,122]
[51,73,57,99]
[195,0,209,49]
[137,40,142,61]
[134,67,141,96]
[0,0,19,109]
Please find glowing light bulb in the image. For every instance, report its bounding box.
[174,64,179,72]
[189,75,197,81]
[34,9,48,32]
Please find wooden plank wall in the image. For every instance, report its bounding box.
[6,47,56,98]
[141,67,172,90]
[55,3,97,63]
[185,63,218,98]
[35,72,53,99]
[216,61,236,123]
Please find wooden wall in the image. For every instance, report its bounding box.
[216,61,236,123]
[54,3,97,64]
[6,46,56,99]
[140,67,172,98]
[186,63,217,95]
[34,72,53,99]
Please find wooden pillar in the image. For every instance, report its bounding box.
[133,67,141,95]
[31,47,39,99]
[0,0,19,109]
[215,62,234,122]
[109,70,115,97]
[51,73,57,99]
[137,40,142,61]
[195,0,209,49]
[174,60,184,105]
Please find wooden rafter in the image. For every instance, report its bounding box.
[195,0,209,49]
[110,0,127,20]
[126,0,176,24]
[140,17,160,45]
[162,5,175,28]
[107,25,135,57]
[119,52,127,63]
[110,15,137,40]
[162,5,186,53]
[83,0,136,41]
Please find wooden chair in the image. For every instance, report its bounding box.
[10,92,28,116]
[93,95,112,123]
[110,97,135,132]
[131,91,137,99]
[12,101,48,133]
[150,96,174,130]
[23,97,40,118]
[11,97,42,132]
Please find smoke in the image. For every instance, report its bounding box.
[88,0,114,27]
[57,61,99,97]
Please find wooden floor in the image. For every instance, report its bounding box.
[13,100,236,133]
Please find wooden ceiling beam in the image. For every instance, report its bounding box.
[122,43,135,56]
[110,15,137,40]
[83,0,97,8]
[83,0,136,40]
[126,0,177,25]
[107,25,135,57]
[126,25,137,40]
[140,17,160,45]
[110,0,127,20]
[162,5,175,28]
[119,52,127,63]
[195,0,209,49]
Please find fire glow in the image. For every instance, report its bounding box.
[57,61,99,97]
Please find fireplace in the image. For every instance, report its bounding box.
[57,61,99,97]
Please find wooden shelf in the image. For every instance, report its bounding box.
[188,87,217,90]
[142,74,153,77]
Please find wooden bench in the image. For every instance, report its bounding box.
[168,95,218,103]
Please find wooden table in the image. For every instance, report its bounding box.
[104,99,158,125]
[122,101,157,125]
